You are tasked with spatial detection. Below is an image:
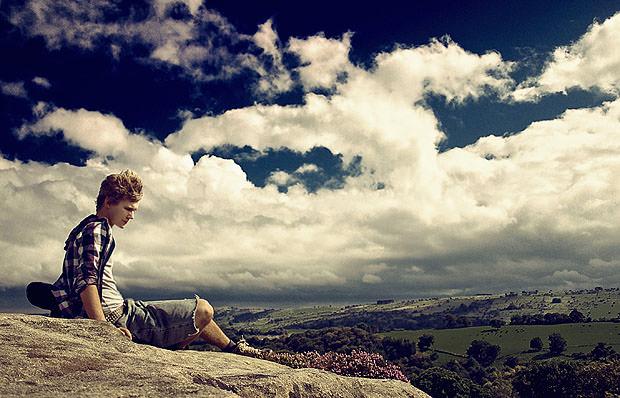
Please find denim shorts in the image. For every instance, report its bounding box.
[114,295,200,348]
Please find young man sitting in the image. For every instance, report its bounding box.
[50,169,261,356]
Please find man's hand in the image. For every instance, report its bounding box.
[118,327,132,340]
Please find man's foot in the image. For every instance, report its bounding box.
[231,337,264,358]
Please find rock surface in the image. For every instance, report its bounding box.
[0,314,430,397]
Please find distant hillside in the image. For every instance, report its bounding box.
[217,287,620,334]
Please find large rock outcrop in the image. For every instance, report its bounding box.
[0,314,430,397]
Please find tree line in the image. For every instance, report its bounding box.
[510,309,589,325]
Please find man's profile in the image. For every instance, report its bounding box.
[48,169,261,356]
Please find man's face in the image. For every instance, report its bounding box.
[106,198,140,229]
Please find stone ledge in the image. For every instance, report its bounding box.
[0,314,430,397]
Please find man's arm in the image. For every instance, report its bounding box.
[80,284,132,339]
[75,223,132,339]
[80,284,105,321]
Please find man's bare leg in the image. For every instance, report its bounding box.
[175,299,231,349]
[175,299,264,357]
[197,319,231,348]
[176,319,230,349]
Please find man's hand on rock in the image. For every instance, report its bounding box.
[118,326,132,340]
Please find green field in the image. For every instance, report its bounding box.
[379,322,620,365]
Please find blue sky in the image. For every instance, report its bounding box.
[1,0,620,311]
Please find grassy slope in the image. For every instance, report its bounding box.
[222,289,620,333]
[379,322,620,365]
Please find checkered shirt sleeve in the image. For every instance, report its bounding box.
[73,222,104,295]
[52,218,112,317]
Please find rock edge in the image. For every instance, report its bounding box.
[0,314,430,397]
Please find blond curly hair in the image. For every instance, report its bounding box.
[95,169,144,211]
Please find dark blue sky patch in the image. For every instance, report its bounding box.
[192,145,363,193]
[432,89,616,151]
[0,90,97,165]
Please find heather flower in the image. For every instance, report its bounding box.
[256,349,409,382]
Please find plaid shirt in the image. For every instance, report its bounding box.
[51,214,115,318]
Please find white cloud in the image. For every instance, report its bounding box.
[165,36,514,219]
[7,0,284,83]
[10,0,124,50]
[513,12,620,101]
[372,36,514,104]
[549,270,592,284]
[295,163,319,173]
[3,22,620,301]
[288,32,353,90]
[1,81,27,98]
[362,274,382,284]
[32,76,52,89]
[252,19,293,95]
[18,106,131,156]
[253,19,280,61]
[589,258,620,269]
[160,33,619,297]
[266,170,298,188]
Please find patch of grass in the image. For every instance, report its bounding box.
[379,322,620,365]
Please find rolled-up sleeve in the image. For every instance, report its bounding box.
[74,223,103,295]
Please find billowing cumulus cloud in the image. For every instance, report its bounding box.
[165,35,514,219]
[18,105,133,156]
[372,37,514,104]
[513,12,620,101]
[288,32,354,90]
[4,13,620,304]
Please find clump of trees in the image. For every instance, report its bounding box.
[511,309,589,326]
[466,340,501,367]
[249,327,384,354]
[288,309,494,331]
[548,333,567,356]
[382,337,416,360]
[414,367,483,398]
[528,333,568,356]
[512,360,620,397]
[417,334,434,352]
[530,337,543,352]
[590,342,617,360]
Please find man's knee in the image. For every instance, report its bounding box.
[195,299,214,330]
